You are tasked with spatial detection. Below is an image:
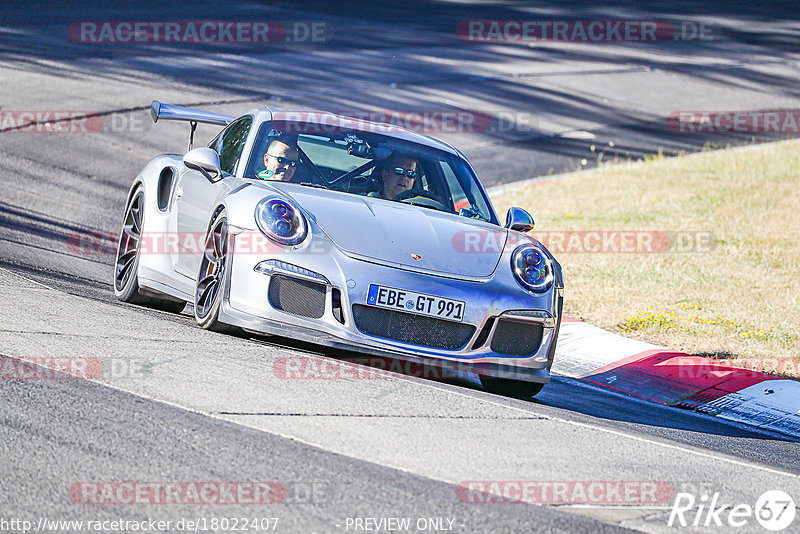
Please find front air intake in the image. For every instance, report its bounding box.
[490,319,544,356]
[268,275,326,319]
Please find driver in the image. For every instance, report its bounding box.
[379,154,418,199]
[257,137,299,182]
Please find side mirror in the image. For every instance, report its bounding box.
[505,207,534,232]
[183,148,222,182]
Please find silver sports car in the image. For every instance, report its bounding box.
[114,101,563,397]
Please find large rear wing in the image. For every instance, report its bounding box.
[150,100,235,150]
[150,100,234,126]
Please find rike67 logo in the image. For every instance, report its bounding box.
[668,490,796,531]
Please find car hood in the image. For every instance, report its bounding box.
[267,183,507,278]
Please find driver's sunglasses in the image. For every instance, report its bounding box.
[387,166,417,179]
[267,153,299,167]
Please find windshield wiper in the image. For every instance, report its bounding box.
[297,182,328,189]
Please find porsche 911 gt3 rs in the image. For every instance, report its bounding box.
[114,100,564,397]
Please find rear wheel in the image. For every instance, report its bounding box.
[194,209,240,334]
[114,185,186,313]
[480,376,544,398]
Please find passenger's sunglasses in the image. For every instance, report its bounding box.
[267,153,299,167]
[385,166,417,179]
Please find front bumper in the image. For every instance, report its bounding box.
[222,232,562,383]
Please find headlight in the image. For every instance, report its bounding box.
[255,198,307,246]
[511,244,554,292]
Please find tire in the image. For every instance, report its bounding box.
[480,376,545,398]
[114,185,186,313]
[194,209,240,334]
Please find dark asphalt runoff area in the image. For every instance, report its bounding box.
[1,1,799,533]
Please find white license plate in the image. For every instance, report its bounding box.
[366,284,465,322]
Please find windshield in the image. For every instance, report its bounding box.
[243,120,497,223]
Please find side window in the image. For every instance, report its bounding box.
[209,116,253,176]
[441,159,493,219]
[440,161,467,211]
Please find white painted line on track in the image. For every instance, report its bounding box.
[0,266,56,290]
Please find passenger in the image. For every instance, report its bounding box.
[257,138,300,182]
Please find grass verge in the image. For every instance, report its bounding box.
[490,141,800,378]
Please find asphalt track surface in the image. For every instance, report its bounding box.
[1,1,799,533]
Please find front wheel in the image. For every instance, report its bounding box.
[480,376,544,398]
[194,209,240,334]
[114,185,186,313]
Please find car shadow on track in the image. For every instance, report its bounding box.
[248,331,798,443]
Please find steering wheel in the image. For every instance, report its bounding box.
[392,188,451,211]
[344,174,381,194]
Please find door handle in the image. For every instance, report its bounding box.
[175,185,183,199]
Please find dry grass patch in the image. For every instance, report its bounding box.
[491,141,800,378]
